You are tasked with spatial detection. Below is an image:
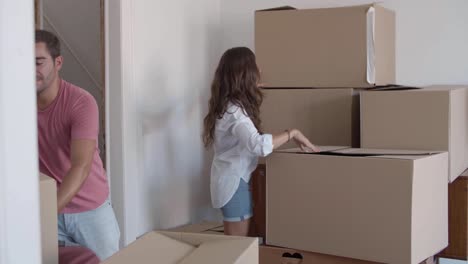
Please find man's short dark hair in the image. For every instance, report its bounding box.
[35,30,61,60]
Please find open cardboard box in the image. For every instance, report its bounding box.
[266,146,448,264]
[103,230,258,264]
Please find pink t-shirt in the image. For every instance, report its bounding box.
[38,79,109,213]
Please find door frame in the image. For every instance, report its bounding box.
[34,0,43,28]
[0,0,42,263]
[105,0,141,246]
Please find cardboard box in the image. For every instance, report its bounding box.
[39,174,58,264]
[103,231,258,264]
[438,169,468,260]
[255,4,395,88]
[266,147,448,264]
[260,245,436,264]
[360,85,468,182]
[260,88,359,149]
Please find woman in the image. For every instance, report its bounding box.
[203,47,319,236]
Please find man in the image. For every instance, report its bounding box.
[36,29,120,260]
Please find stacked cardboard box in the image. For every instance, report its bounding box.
[257,3,395,149]
[360,86,468,260]
[255,3,463,264]
[260,88,360,149]
[255,4,395,88]
[360,86,468,183]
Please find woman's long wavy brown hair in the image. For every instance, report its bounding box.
[203,47,263,148]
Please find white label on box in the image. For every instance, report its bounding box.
[366,6,375,84]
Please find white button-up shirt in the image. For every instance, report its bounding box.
[210,103,273,208]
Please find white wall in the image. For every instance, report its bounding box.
[116,0,222,240]
[221,0,468,86]
[0,0,41,263]
[134,0,222,234]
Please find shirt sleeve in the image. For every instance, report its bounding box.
[230,110,273,157]
[70,94,99,140]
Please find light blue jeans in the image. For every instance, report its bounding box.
[58,199,120,260]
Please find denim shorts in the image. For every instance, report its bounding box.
[221,179,253,222]
[58,198,120,260]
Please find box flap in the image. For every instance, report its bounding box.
[201,230,225,236]
[365,85,468,92]
[158,231,253,247]
[102,232,195,264]
[327,150,444,161]
[259,4,377,13]
[169,222,223,234]
[179,239,257,264]
[256,6,296,12]
[275,146,349,154]
[367,85,421,91]
[276,147,442,159]
[331,148,440,156]
[260,87,366,90]
[209,225,224,232]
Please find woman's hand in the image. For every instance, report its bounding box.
[291,129,320,152]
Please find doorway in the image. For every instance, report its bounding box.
[34,0,107,165]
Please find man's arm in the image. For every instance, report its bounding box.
[57,139,95,212]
